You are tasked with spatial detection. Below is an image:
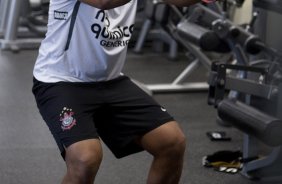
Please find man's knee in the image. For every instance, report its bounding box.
[70,151,102,171]
[161,130,186,157]
[141,121,187,157]
[65,139,103,174]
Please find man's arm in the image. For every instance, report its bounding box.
[79,0,216,10]
[78,0,131,10]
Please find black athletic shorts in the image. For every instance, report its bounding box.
[32,76,174,159]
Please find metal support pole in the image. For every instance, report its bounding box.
[0,0,10,36]
[4,0,22,41]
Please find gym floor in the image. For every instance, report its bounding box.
[0,48,277,184]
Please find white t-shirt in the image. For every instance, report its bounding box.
[33,0,137,82]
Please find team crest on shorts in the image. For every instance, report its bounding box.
[59,107,76,131]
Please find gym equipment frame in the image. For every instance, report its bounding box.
[0,0,47,51]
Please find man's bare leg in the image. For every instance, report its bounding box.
[61,139,103,184]
[140,121,186,184]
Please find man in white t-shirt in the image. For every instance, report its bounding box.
[32,0,204,183]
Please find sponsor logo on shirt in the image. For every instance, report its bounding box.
[90,10,134,48]
[54,10,68,20]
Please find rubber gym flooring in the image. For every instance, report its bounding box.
[0,48,278,184]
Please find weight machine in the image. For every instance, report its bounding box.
[178,1,282,182]
[134,0,244,94]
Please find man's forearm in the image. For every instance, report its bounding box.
[79,0,131,10]
[79,0,215,9]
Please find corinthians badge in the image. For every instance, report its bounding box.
[60,107,76,131]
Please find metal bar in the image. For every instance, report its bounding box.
[134,20,152,53]
[146,82,209,93]
[225,76,276,99]
[175,34,212,70]
[225,63,268,74]
[172,59,200,85]
[0,38,42,50]
[4,0,22,41]
[0,0,10,36]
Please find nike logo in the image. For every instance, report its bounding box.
[161,107,167,112]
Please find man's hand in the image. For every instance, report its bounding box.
[202,0,217,3]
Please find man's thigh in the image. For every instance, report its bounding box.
[94,77,176,158]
